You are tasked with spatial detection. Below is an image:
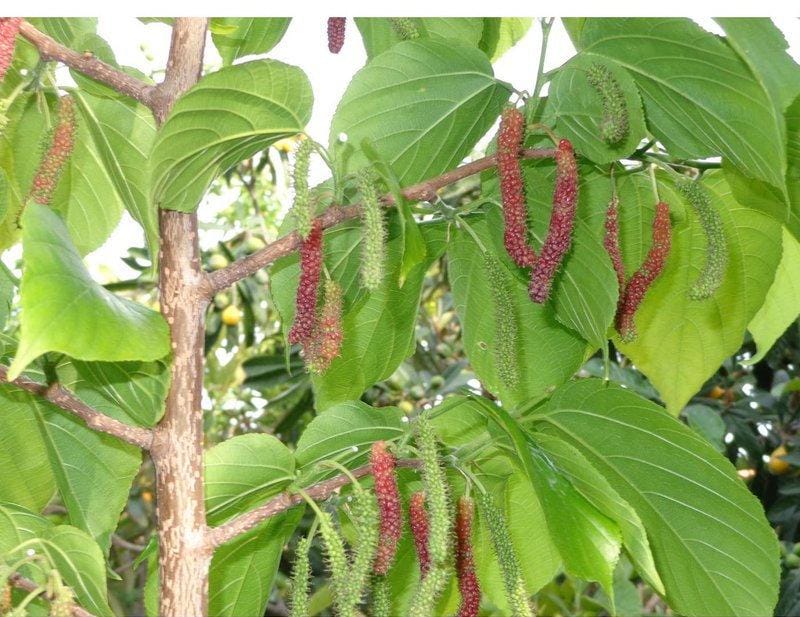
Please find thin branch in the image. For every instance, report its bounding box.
[18,21,156,108]
[205,147,556,296]
[208,458,422,548]
[0,365,153,449]
[9,573,97,617]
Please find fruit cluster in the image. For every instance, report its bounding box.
[0,17,21,82]
[327,17,346,54]
[26,95,77,208]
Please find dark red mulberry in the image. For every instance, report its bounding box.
[455,496,480,617]
[529,139,579,303]
[409,491,430,577]
[616,201,671,342]
[288,220,323,345]
[603,195,626,304]
[371,441,403,575]
[497,107,537,269]
[0,18,21,82]
[28,95,76,206]
[327,18,346,54]
[305,279,343,374]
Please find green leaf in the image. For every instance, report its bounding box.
[355,18,484,59]
[616,172,782,412]
[330,39,508,186]
[0,502,51,553]
[294,400,406,474]
[571,18,786,189]
[72,92,159,261]
[56,358,170,428]
[470,397,622,597]
[0,388,56,513]
[447,215,591,407]
[152,59,312,212]
[205,433,295,526]
[0,168,9,225]
[210,18,291,65]
[479,18,533,61]
[745,227,800,364]
[531,379,780,617]
[9,204,170,380]
[29,525,113,617]
[547,53,647,163]
[29,18,97,46]
[683,404,727,452]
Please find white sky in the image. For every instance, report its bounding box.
[18,17,799,280]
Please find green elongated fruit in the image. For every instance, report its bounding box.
[408,565,451,617]
[586,62,629,145]
[343,486,380,610]
[483,253,520,389]
[415,415,452,567]
[358,168,386,292]
[371,576,392,617]
[291,138,314,240]
[677,179,727,300]
[478,492,532,617]
[389,18,419,40]
[290,536,312,617]
[317,510,354,617]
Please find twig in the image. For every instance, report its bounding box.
[0,365,153,449]
[8,573,97,617]
[205,147,555,295]
[18,21,155,108]
[208,458,422,548]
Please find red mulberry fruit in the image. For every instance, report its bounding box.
[371,441,403,575]
[0,17,21,82]
[455,496,480,617]
[327,18,346,54]
[603,195,626,304]
[288,220,323,345]
[305,279,343,374]
[409,491,431,577]
[28,95,77,206]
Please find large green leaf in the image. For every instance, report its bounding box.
[210,18,291,65]
[72,92,159,260]
[205,433,295,526]
[745,227,800,364]
[447,215,592,408]
[151,59,312,212]
[570,18,786,189]
[547,53,647,163]
[470,398,622,598]
[330,39,508,186]
[9,204,170,380]
[479,18,533,61]
[355,18,484,59]
[616,172,782,412]
[0,502,51,553]
[294,400,406,475]
[531,379,780,617]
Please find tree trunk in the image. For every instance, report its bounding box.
[150,18,211,617]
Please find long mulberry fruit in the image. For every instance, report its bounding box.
[586,63,629,145]
[344,484,379,610]
[288,220,323,345]
[371,441,403,575]
[616,201,671,342]
[604,195,626,302]
[409,491,431,577]
[358,168,386,292]
[478,492,532,617]
[455,496,480,617]
[28,95,76,206]
[327,18,346,54]
[408,565,450,617]
[415,416,451,566]
[0,18,21,82]
[305,279,343,374]
[677,179,727,301]
[291,138,313,240]
[371,576,391,617]
[529,138,578,303]
[317,510,354,617]
[390,18,419,40]
[290,536,312,617]
[497,107,537,268]
[484,254,519,389]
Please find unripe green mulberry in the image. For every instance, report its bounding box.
[478,492,532,617]
[290,536,312,617]
[677,179,727,301]
[484,254,520,389]
[358,168,386,292]
[343,485,380,610]
[586,63,629,145]
[371,576,391,617]
[0,581,11,615]
[28,95,76,206]
[0,18,22,82]
[291,138,314,240]
[408,565,451,617]
[317,510,353,617]
[415,416,451,567]
[390,18,419,40]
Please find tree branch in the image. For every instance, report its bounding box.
[0,365,153,449]
[9,573,97,617]
[205,147,555,296]
[18,20,156,108]
[208,458,422,548]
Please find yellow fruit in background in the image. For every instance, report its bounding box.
[768,445,791,475]
[209,253,229,270]
[273,136,297,153]
[708,385,726,399]
[398,401,414,414]
[221,305,243,326]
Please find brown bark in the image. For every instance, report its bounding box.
[149,18,211,617]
